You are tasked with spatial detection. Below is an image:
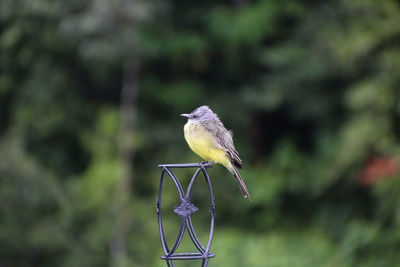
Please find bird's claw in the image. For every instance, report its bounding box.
[200,161,214,167]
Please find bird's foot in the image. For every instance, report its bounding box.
[200,161,214,167]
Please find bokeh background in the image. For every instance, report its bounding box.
[2,0,400,266]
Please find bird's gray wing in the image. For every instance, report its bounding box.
[202,120,243,169]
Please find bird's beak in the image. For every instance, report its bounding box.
[180,113,191,118]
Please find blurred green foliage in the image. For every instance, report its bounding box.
[1,0,400,266]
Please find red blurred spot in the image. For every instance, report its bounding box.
[358,157,399,185]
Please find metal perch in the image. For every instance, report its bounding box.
[156,162,216,267]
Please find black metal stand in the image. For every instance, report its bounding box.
[156,162,216,267]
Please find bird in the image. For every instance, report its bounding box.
[180,106,250,198]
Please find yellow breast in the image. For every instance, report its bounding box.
[183,121,231,169]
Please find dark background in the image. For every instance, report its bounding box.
[1,0,400,266]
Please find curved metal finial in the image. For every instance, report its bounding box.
[156,162,216,267]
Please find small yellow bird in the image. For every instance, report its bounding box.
[181,106,250,198]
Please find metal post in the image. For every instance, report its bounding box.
[156,162,216,266]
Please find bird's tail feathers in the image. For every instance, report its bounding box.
[232,166,251,199]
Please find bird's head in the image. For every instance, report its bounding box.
[180,105,216,121]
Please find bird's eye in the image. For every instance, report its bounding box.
[192,114,198,119]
